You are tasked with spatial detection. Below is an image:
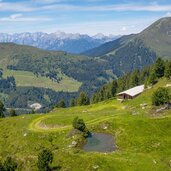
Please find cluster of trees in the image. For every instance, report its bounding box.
[0,149,55,171]
[56,92,90,108]
[0,100,18,118]
[0,157,18,171]
[0,70,16,92]
[70,92,90,107]
[90,58,171,104]
[46,58,171,109]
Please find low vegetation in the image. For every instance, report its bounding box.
[37,148,53,171]
[152,87,170,106]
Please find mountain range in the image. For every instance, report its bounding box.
[0,32,119,54]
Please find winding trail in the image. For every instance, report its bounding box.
[29,115,116,133]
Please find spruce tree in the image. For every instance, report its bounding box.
[0,101,5,118]
[153,58,165,78]
[165,61,171,80]
[37,149,53,171]
[57,99,66,108]
[70,98,76,107]
[148,71,158,85]
[77,92,90,106]
[110,80,118,97]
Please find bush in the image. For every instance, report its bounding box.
[152,87,170,106]
[9,109,17,117]
[0,160,4,171]
[37,148,53,171]
[72,117,86,132]
[3,157,18,171]
[72,117,90,137]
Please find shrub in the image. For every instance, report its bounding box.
[3,157,18,171]
[37,148,53,171]
[9,109,17,117]
[152,87,170,106]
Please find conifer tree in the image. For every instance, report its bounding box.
[165,61,171,80]
[77,92,90,106]
[56,99,66,108]
[0,101,5,118]
[153,58,165,78]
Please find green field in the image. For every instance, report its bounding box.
[0,78,171,171]
[3,70,82,92]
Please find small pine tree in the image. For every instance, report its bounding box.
[77,92,90,106]
[0,101,5,118]
[37,149,53,171]
[3,157,18,171]
[153,58,165,78]
[148,71,158,85]
[57,99,66,108]
[152,87,170,106]
[110,80,118,97]
[0,160,4,171]
[130,70,140,87]
[72,117,86,132]
[165,61,171,80]
[72,117,90,137]
[9,109,17,117]
[70,98,76,107]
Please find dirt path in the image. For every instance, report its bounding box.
[29,115,117,133]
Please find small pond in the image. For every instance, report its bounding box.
[83,133,116,152]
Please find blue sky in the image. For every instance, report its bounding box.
[0,0,171,35]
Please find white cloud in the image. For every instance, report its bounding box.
[121,26,127,31]
[39,17,158,35]
[1,2,171,12]
[10,13,23,19]
[0,13,52,22]
[166,12,171,17]
[0,2,34,12]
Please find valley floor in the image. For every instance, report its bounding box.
[0,78,171,171]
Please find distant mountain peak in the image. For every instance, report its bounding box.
[0,31,120,54]
[93,33,106,39]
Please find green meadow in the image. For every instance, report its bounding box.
[3,69,82,92]
[0,78,171,171]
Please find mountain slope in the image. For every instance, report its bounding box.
[0,32,119,54]
[82,17,171,74]
[82,34,135,57]
[137,17,171,59]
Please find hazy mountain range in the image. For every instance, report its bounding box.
[0,32,120,54]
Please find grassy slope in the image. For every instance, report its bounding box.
[3,70,82,92]
[0,43,84,92]
[0,78,170,171]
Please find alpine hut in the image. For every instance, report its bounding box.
[117,85,144,100]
